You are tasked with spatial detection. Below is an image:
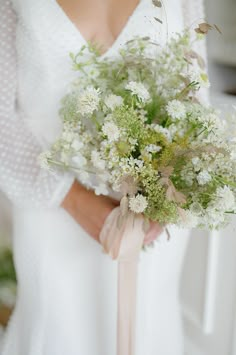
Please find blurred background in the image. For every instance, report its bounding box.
[0,0,235,353]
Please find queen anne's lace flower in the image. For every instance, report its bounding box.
[77,87,101,116]
[166,100,186,120]
[102,122,120,142]
[129,194,148,214]
[125,81,150,102]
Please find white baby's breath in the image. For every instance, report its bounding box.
[38,151,52,170]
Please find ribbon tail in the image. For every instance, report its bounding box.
[117,261,138,355]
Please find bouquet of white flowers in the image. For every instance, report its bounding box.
[39,30,236,230]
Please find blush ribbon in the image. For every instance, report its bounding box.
[99,207,146,355]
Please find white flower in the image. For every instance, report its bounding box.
[129,138,138,146]
[104,94,123,110]
[71,153,87,168]
[102,122,120,142]
[190,202,203,216]
[166,100,186,120]
[78,171,90,184]
[125,81,150,102]
[77,87,101,116]
[62,131,74,142]
[188,69,210,88]
[129,194,148,214]
[191,157,201,172]
[71,139,84,151]
[152,124,172,141]
[91,150,106,170]
[145,144,162,153]
[178,210,199,228]
[38,151,52,170]
[95,184,109,195]
[214,186,235,211]
[196,170,212,185]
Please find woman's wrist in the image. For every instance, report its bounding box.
[61,180,85,218]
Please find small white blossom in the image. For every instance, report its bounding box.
[78,171,90,184]
[38,151,52,170]
[102,122,120,142]
[197,170,212,185]
[77,87,101,116]
[95,184,109,195]
[71,139,84,151]
[71,153,87,168]
[104,94,123,110]
[129,138,138,147]
[129,194,148,214]
[178,210,199,228]
[125,81,150,102]
[166,100,186,120]
[145,144,162,153]
[62,131,74,142]
[191,157,202,172]
[91,150,106,170]
[152,124,172,141]
[214,186,235,211]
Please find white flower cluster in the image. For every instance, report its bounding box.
[102,122,120,142]
[41,30,236,230]
[77,87,101,116]
[125,81,150,102]
[104,94,123,111]
[166,100,186,120]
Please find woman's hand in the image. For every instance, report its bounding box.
[61,180,119,243]
[62,180,163,245]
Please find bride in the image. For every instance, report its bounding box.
[0,0,206,354]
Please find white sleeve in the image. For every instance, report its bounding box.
[0,0,74,208]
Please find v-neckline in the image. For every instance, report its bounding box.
[53,0,143,58]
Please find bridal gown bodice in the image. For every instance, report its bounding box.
[0,0,206,354]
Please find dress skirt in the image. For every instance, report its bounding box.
[1,206,190,355]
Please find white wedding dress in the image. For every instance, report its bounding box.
[0,0,206,354]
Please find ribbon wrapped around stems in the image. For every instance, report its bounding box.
[99,207,146,355]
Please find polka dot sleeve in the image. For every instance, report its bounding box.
[0,0,74,208]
